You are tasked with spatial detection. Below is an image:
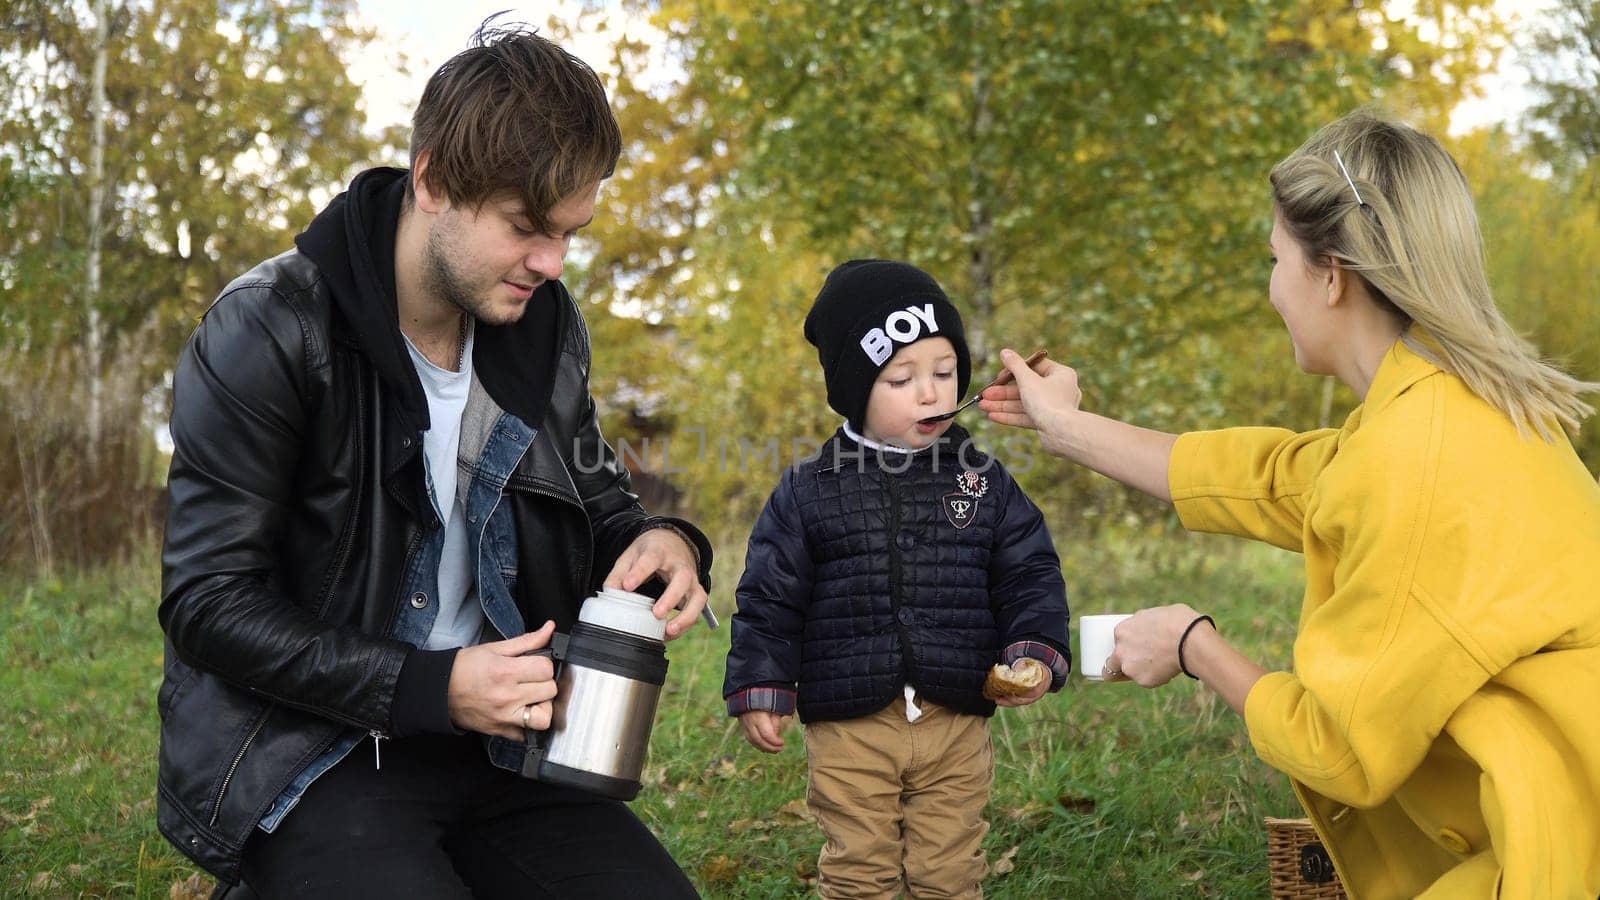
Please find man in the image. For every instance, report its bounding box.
[157,22,710,897]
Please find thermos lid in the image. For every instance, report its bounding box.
[578,587,667,642]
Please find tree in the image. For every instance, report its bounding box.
[0,0,398,572]
[1525,0,1599,188]
[1,0,391,366]
[591,0,1507,533]
[1453,127,1600,469]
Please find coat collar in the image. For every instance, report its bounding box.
[1343,332,1444,434]
[814,423,978,473]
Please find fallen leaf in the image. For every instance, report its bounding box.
[701,855,739,886]
[169,873,212,900]
[1056,793,1097,814]
[992,844,1020,876]
[775,798,814,824]
[1002,801,1048,822]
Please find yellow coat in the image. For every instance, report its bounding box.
[1168,338,1600,899]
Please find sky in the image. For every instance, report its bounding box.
[349,1,1557,139]
[349,1,659,141]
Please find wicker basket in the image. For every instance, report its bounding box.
[1265,817,1347,899]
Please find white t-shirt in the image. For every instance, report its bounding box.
[402,322,484,651]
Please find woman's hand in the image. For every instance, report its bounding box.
[1103,604,1206,688]
[978,348,1083,459]
[979,346,1178,502]
[1104,606,1266,716]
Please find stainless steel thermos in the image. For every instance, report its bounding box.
[521,588,668,800]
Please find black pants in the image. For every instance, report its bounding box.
[240,732,699,899]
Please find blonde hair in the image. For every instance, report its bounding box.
[1270,109,1598,439]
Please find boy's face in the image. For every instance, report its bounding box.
[861,337,959,449]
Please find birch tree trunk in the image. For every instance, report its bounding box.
[85,0,109,460]
[965,0,994,362]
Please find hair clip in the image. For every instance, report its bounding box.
[1333,150,1366,207]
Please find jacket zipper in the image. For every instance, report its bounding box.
[209,710,270,827]
[357,523,421,768]
[507,476,593,599]
[886,473,911,681]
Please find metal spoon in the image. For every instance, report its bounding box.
[918,349,1049,424]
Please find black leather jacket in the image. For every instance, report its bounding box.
[156,171,711,883]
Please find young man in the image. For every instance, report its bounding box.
[157,23,710,897]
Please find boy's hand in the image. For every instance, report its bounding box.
[993,678,1049,707]
[739,710,791,753]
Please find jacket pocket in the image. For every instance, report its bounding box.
[209,706,271,827]
[157,672,272,840]
[157,658,197,719]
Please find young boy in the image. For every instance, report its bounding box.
[724,259,1071,898]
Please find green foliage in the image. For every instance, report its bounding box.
[0,0,390,365]
[1454,126,1600,465]
[1525,0,1599,177]
[0,1,400,579]
[563,0,1519,532]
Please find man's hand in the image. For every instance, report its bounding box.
[739,710,792,753]
[604,527,708,640]
[447,621,558,740]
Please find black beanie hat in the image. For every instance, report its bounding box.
[804,259,971,429]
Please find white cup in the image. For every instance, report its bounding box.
[1078,613,1132,681]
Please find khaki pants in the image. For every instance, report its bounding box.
[803,695,993,899]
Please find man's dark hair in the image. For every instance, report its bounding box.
[408,17,621,232]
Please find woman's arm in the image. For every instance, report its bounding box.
[979,348,1177,502]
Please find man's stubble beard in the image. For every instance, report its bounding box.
[422,223,526,327]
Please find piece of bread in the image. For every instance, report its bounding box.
[982,658,1047,700]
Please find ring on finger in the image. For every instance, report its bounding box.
[521,704,532,730]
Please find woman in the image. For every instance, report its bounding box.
[981,111,1600,898]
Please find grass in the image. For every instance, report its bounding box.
[1,530,1307,898]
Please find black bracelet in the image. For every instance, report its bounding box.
[1177,614,1216,680]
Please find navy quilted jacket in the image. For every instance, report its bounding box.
[724,425,1070,722]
